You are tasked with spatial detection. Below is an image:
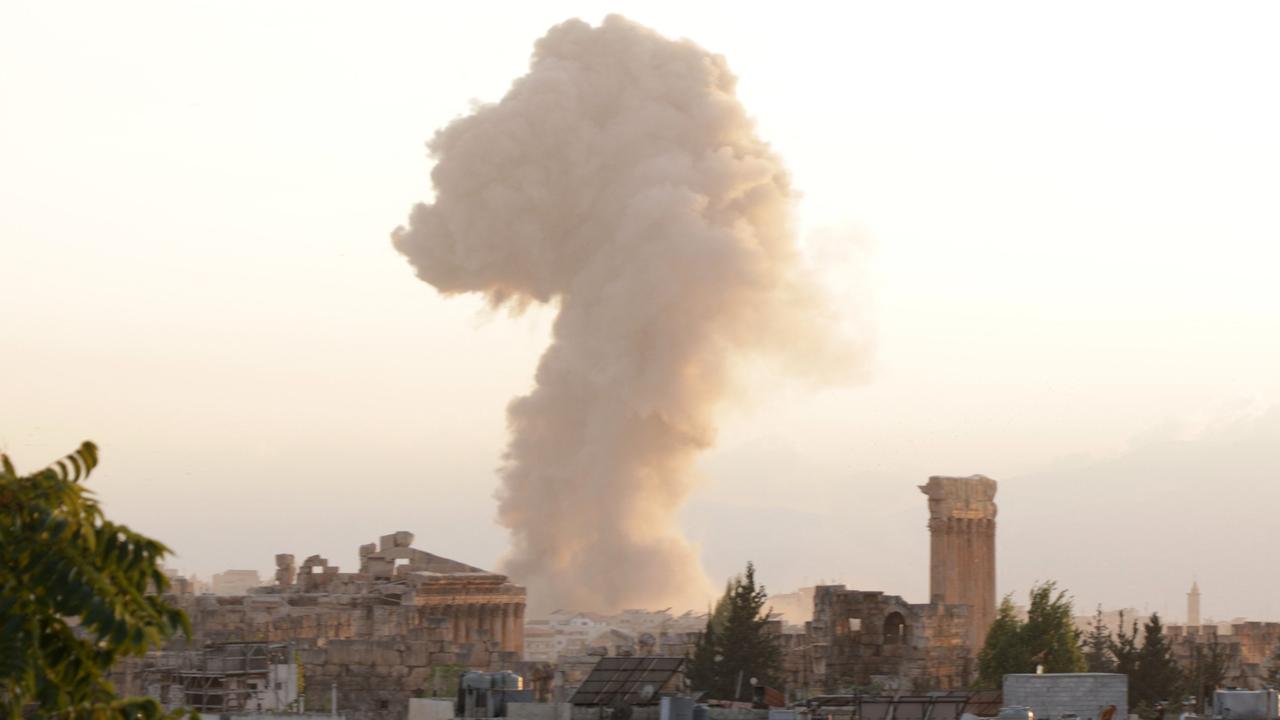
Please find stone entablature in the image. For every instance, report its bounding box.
[251,531,528,654]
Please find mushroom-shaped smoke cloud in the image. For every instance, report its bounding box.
[393,15,854,614]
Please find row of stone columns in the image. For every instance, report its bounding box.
[443,602,524,654]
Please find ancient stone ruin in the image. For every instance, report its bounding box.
[920,475,997,649]
[783,475,999,693]
[116,532,531,720]
[797,586,973,692]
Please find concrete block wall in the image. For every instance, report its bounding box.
[1004,673,1128,720]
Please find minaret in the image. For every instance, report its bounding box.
[1188,581,1201,627]
[920,475,998,649]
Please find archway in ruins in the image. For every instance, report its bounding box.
[883,611,908,645]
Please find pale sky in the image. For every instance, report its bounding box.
[3,1,1279,621]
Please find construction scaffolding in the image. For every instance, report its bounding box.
[139,641,297,713]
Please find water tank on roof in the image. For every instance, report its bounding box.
[1213,690,1278,720]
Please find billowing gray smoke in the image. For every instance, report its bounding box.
[393,15,849,613]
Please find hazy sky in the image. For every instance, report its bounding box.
[4,1,1279,621]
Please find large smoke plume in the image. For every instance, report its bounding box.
[393,15,850,613]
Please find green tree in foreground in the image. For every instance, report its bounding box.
[977,582,1085,687]
[1110,611,1141,680]
[1185,639,1229,712]
[686,614,720,694]
[978,596,1027,687]
[1128,613,1183,715]
[1082,605,1116,672]
[1,442,190,719]
[687,562,781,701]
[1022,582,1086,673]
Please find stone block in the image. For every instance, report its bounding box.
[373,645,403,666]
[405,642,430,666]
[380,531,415,552]
[326,641,375,666]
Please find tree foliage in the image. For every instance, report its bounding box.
[977,596,1027,688]
[1111,612,1141,679]
[977,582,1085,687]
[1110,612,1183,716]
[687,562,781,701]
[0,442,191,719]
[1082,605,1116,673]
[1130,614,1183,714]
[686,615,720,695]
[1185,639,1229,712]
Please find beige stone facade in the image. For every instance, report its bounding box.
[1168,620,1280,690]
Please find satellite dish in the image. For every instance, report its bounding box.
[639,684,657,702]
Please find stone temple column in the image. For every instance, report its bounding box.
[513,604,525,656]
[476,604,489,642]
[920,475,997,650]
[489,605,502,647]
[451,605,464,644]
[465,604,478,643]
[501,604,516,652]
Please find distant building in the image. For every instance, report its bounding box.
[521,608,706,663]
[211,569,262,595]
[1188,581,1202,626]
[1167,619,1280,690]
[137,641,299,714]
[770,587,817,629]
[159,564,208,595]
[1072,607,1141,639]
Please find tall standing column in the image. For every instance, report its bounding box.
[920,475,997,650]
[489,605,502,647]
[477,604,490,643]
[466,604,479,643]
[451,605,464,644]
[513,604,525,656]
[501,604,516,652]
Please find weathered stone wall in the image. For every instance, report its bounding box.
[297,635,522,720]
[1003,673,1128,720]
[123,533,533,720]
[1168,621,1280,690]
[801,586,972,693]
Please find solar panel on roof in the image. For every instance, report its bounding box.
[570,657,687,706]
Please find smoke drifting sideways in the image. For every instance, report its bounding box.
[393,15,856,614]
